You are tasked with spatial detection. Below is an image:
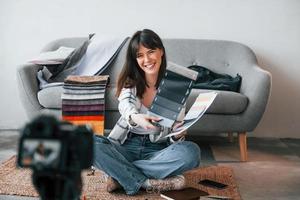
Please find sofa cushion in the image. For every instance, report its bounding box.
[38,85,248,115]
[37,85,118,110]
[104,87,248,114]
[38,85,64,109]
[186,89,248,114]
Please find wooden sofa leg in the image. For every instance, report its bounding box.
[238,132,248,162]
[228,132,234,143]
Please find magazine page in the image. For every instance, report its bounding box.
[165,91,218,137]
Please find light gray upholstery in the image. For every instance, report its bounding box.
[37,86,248,115]
[17,37,271,135]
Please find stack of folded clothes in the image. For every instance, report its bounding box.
[62,75,109,135]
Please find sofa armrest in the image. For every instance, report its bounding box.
[239,64,272,130]
[17,37,88,119]
[17,63,43,118]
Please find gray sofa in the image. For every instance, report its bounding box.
[17,37,271,161]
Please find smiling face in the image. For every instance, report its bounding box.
[136,44,164,78]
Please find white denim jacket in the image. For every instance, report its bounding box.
[108,87,185,144]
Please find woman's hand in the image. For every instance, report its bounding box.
[130,114,161,130]
[171,121,186,140]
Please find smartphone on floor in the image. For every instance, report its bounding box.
[198,179,228,189]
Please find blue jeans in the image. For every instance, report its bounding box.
[93,133,201,195]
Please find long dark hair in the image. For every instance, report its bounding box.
[116,29,167,98]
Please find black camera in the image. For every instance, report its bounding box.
[17,115,94,200]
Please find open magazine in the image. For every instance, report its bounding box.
[165,91,218,138]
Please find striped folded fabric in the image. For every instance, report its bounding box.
[62,75,109,135]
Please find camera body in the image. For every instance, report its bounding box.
[17,115,94,200]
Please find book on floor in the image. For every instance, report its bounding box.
[160,187,208,200]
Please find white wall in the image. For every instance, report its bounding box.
[1,0,299,138]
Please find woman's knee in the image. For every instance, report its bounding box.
[93,136,112,157]
[93,136,114,168]
[176,141,201,167]
[94,135,111,145]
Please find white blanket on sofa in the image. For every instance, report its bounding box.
[74,34,127,76]
[37,34,127,89]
